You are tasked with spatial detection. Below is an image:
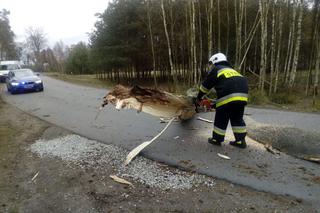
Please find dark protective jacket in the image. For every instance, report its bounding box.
[197,62,248,108]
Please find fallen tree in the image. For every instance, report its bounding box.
[100,85,196,165]
[102,85,196,120]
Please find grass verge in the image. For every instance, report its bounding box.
[45,72,116,89]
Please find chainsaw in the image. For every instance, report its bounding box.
[194,97,216,113]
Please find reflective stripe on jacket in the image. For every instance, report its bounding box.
[198,64,248,108]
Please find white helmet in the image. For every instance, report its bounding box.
[209,53,227,65]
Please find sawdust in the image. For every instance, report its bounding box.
[245,117,320,162]
[311,176,320,184]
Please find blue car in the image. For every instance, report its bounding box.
[6,69,44,94]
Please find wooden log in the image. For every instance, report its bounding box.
[102,85,196,120]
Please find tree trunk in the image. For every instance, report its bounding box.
[284,0,297,85]
[208,0,213,58]
[288,0,303,88]
[103,85,196,120]
[258,0,269,91]
[147,0,157,88]
[161,0,177,87]
[235,0,245,69]
[306,0,320,95]
[184,3,190,85]
[243,0,247,73]
[269,0,277,95]
[217,0,221,51]
[198,0,203,80]
[191,0,197,85]
[274,0,283,93]
[226,0,230,55]
[188,1,194,84]
[313,35,320,104]
[235,0,239,67]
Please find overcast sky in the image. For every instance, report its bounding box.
[2,0,110,47]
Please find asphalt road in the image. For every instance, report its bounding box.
[1,76,320,208]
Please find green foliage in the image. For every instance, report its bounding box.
[68,0,319,94]
[65,42,91,74]
[271,92,297,104]
[90,0,150,71]
[248,89,269,105]
[0,9,17,60]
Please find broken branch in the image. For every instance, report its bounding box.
[197,117,213,123]
[110,175,134,187]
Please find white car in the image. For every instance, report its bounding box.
[0,61,21,83]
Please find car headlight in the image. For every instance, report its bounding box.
[11,82,19,86]
[35,80,42,84]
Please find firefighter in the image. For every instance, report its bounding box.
[196,53,249,148]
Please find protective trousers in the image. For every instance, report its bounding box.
[212,102,247,142]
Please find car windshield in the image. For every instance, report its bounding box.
[0,64,20,70]
[14,70,35,78]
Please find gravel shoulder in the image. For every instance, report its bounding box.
[0,97,317,212]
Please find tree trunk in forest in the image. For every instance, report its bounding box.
[169,0,177,75]
[235,0,245,69]
[283,1,292,83]
[191,0,197,85]
[188,1,194,84]
[217,0,221,51]
[306,0,320,95]
[313,37,320,103]
[274,0,283,93]
[288,0,303,88]
[269,1,277,95]
[235,0,239,67]
[147,0,157,88]
[198,0,203,80]
[226,0,230,55]
[259,0,269,91]
[161,0,177,87]
[184,3,191,85]
[207,0,213,58]
[284,0,297,85]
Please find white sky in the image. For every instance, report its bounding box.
[1,0,110,47]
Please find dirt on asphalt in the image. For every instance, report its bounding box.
[0,97,317,213]
[246,117,320,163]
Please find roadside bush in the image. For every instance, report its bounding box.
[271,92,296,104]
[313,99,320,111]
[248,89,269,105]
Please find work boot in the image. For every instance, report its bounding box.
[229,139,247,149]
[208,137,222,146]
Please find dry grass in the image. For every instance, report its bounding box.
[45,72,192,95]
[284,96,320,112]
[45,73,116,89]
[0,98,19,158]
